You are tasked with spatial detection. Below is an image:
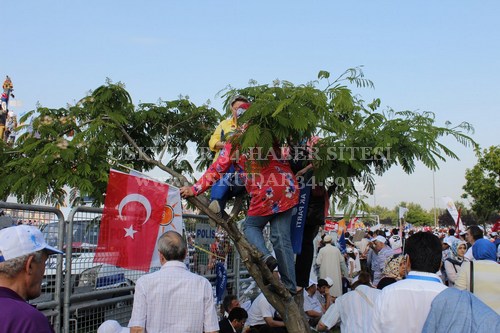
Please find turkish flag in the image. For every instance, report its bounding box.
[94,170,169,271]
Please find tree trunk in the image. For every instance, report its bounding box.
[117,124,311,333]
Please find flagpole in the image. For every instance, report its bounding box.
[433,171,437,228]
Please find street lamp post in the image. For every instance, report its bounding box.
[433,171,437,228]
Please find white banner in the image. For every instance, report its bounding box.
[441,196,465,232]
[399,207,409,220]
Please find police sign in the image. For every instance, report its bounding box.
[195,223,216,245]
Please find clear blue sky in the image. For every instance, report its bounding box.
[3,1,498,211]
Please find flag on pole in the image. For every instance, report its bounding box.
[94,170,169,271]
[347,217,358,231]
[337,219,347,254]
[442,197,465,234]
[128,170,184,267]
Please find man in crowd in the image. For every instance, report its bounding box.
[246,291,286,332]
[0,225,63,333]
[371,232,446,333]
[222,294,241,318]
[464,225,483,261]
[129,231,219,333]
[303,280,323,327]
[316,234,346,297]
[219,307,248,333]
[317,273,381,332]
[370,235,394,286]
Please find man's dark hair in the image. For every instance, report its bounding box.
[448,228,455,236]
[404,232,442,273]
[157,231,187,261]
[351,271,372,290]
[367,231,374,237]
[392,228,399,235]
[317,279,329,288]
[468,225,483,241]
[228,307,248,322]
[222,294,238,312]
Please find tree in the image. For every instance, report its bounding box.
[392,202,434,226]
[365,205,397,225]
[0,82,221,206]
[0,69,477,332]
[462,145,500,223]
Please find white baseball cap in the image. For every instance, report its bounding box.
[373,235,387,244]
[97,320,130,333]
[307,279,317,288]
[324,277,334,287]
[0,225,63,262]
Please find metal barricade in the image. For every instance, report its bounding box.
[1,202,253,332]
[0,202,65,333]
[64,206,138,333]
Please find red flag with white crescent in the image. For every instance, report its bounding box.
[94,170,169,271]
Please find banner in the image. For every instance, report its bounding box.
[94,170,169,271]
[347,217,359,231]
[215,262,227,304]
[324,219,337,232]
[338,230,346,254]
[128,170,184,267]
[290,175,312,254]
[399,207,409,220]
[442,196,465,233]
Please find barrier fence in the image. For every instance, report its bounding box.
[0,202,253,333]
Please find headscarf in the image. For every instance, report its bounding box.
[449,239,467,262]
[472,238,497,261]
[382,255,405,280]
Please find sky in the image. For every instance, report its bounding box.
[3,1,498,211]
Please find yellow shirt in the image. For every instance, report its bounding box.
[208,118,237,159]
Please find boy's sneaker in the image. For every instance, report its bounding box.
[208,200,221,214]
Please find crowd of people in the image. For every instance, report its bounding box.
[1,94,499,332]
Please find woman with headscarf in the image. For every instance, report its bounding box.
[455,238,500,314]
[444,239,467,287]
[376,254,406,289]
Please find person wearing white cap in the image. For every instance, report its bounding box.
[370,235,394,287]
[316,278,334,312]
[97,320,130,333]
[0,225,63,333]
[316,234,347,297]
[303,279,323,326]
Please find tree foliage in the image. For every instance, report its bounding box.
[0,82,221,206]
[462,145,500,222]
[223,68,476,212]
